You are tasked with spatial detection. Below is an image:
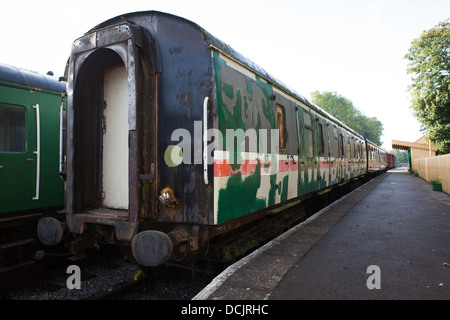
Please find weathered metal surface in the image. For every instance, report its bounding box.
[66,23,148,245]
[131,230,173,267]
[211,51,371,225]
[37,217,64,246]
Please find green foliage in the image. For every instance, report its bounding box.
[310,90,384,145]
[405,19,450,155]
[389,149,408,164]
[429,177,441,184]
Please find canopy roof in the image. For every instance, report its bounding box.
[392,136,437,151]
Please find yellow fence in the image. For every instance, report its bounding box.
[414,154,450,195]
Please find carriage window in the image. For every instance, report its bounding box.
[347,138,351,158]
[318,123,324,155]
[0,106,26,153]
[276,104,286,150]
[350,137,356,158]
[304,111,312,127]
[304,112,313,158]
[339,134,345,156]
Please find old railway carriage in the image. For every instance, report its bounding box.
[38,11,389,266]
[0,63,65,214]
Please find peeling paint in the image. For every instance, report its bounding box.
[217,160,266,223]
[212,50,374,225]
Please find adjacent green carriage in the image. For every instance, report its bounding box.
[0,63,66,214]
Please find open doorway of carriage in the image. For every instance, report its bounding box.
[73,49,129,215]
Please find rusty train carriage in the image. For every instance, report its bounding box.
[38,11,391,267]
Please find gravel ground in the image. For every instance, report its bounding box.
[7,258,139,300]
[6,258,209,300]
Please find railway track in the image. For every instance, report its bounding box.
[6,255,210,300]
[1,230,120,297]
[0,212,44,272]
[0,210,59,295]
[92,265,211,300]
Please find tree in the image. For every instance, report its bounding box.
[310,90,384,145]
[405,19,450,154]
[390,149,408,165]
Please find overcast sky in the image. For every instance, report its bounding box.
[2,0,449,149]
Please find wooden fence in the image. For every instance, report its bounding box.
[414,154,450,195]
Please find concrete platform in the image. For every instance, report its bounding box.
[194,168,450,300]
